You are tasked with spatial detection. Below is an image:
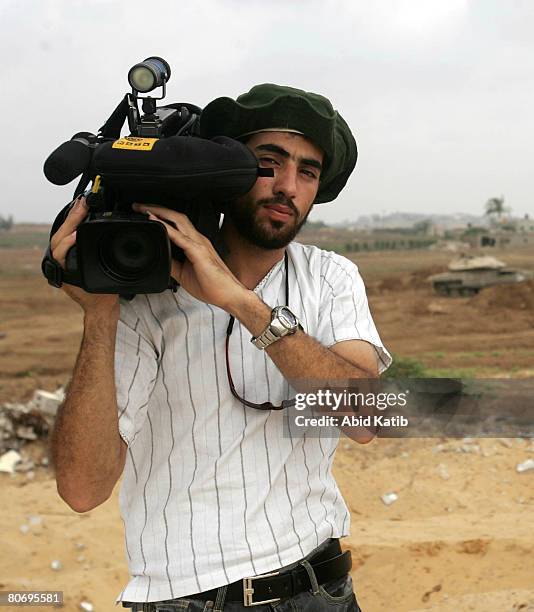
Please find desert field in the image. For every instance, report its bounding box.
[1,234,533,611]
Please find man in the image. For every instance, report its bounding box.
[50,84,391,611]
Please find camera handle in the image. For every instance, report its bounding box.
[42,244,80,289]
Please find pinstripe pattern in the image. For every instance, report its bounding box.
[237,321,257,574]
[283,462,305,557]
[321,254,361,336]
[323,255,389,371]
[328,445,349,537]
[115,242,391,604]
[206,304,231,583]
[118,325,141,420]
[301,433,320,547]
[122,515,132,562]
[174,297,202,592]
[320,273,338,341]
[288,249,309,332]
[258,286,297,563]
[320,435,340,538]
[139,412,154,601]
[145,296,176,597]
[128,447,138,485]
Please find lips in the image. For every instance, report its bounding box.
[263,204,294,217]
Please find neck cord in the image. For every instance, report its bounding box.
[225,251,293,410]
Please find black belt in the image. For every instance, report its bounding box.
[183,539,351,607]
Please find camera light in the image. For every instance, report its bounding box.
[128,57,171,94]
[129,66,155,93]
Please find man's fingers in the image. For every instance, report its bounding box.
[51,197,88,250]
[135,204,198,238]
[147,212,201,256]
[146,213,188,282]
[51,231,77,269]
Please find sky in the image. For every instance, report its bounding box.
[0,0,533,225]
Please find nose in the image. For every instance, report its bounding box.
[272,163,297,201]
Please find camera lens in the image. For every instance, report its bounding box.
[99,227,158,282]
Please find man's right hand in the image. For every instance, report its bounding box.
[50,196,119,316]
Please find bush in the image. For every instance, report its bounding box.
[382,354,428,378]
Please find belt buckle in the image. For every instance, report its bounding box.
[243,571,281,607]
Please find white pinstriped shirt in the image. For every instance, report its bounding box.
[115,242,391,604]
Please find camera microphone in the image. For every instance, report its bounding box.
[43,132,97,185]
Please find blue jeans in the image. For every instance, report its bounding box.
[124,560,361,611]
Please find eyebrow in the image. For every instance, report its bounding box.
[255,143,323,172]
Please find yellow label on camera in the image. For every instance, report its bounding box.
[112,137,158,151]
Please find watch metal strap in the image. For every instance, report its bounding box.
[251,327,280,350]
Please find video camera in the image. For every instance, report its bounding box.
[42,57,272,295]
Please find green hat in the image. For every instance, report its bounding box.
[199,83,357,204]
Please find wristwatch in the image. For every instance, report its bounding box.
[251,306,302,350]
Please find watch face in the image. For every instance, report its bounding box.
[278,307,297,329]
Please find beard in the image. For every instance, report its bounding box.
[225,193,312,249]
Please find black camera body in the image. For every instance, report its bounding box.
[42,57,270,295]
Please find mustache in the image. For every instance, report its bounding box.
[257,195,298,216]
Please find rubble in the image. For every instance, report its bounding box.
[498,439,513,448]
[28,515,42,527]
[16,459,35,473]
[381,492,398,506]
[458,439,480,454]
[0,387,64,456]
[32,389,65,417]
[20,516,42,534]
[516,459,534,474]
[0,449,22,473]
[431,443,455,454]
[437,463,450,480]
[16,425,38,441]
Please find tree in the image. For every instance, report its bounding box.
[484,195,509,223]
[0,214,14,231]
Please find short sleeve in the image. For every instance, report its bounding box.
[315,252,392,374]
[115,299,159,446]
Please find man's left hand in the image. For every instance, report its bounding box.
[132,204,248,311]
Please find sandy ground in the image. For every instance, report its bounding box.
[1,245,534,611]
[2,438,534,611]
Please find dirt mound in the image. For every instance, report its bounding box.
[373,267,443,294]
[470,280,534,311]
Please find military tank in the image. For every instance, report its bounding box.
[429,255,533,296]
